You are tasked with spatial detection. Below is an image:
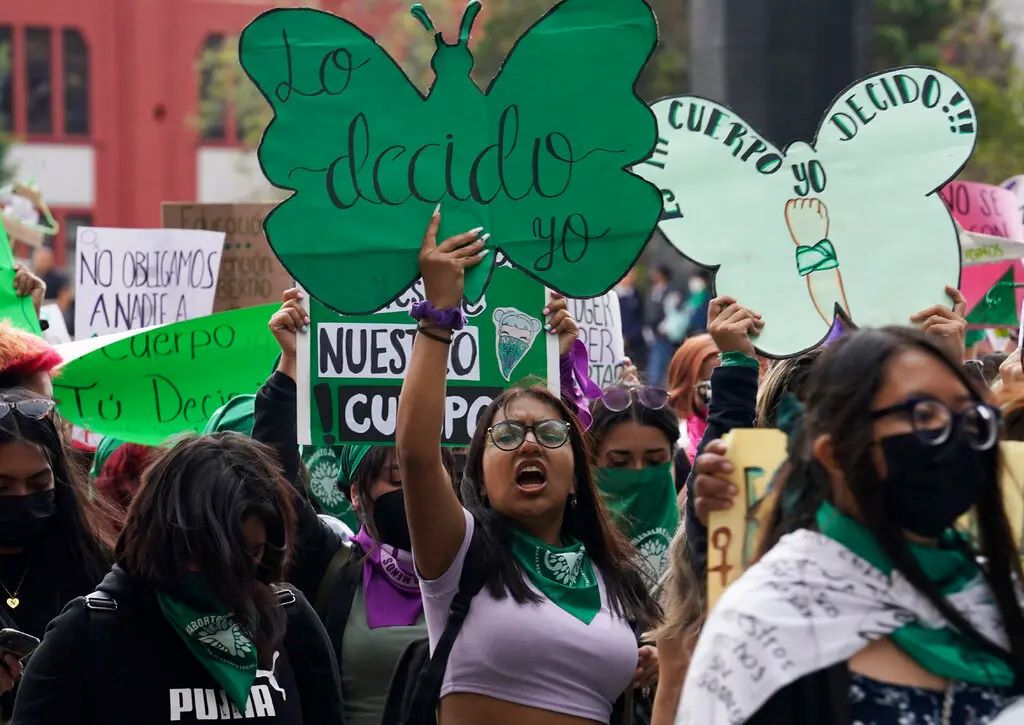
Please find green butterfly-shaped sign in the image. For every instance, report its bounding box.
[239,0,661,315]
[636,67,976,357]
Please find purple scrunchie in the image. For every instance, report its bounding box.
[560,339,602,429]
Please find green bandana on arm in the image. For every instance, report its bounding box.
[816,501,1014,687]
[795,238,840,276]
[596,462,679,587]
[507,526,602,624]
[88,436,124,479]
[156,575,258,711]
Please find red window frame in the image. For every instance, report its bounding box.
[4,23,92,143]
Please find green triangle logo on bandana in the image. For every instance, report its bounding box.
[508,526,601,624]
[157,578,258,712]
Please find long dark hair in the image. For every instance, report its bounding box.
[117,433,297,665]
[0,387,115,585]
[589,392,681,455]
[760,328,1024,678]
[460,385,660,628]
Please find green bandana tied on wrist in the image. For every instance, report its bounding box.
[816,501,1013,686]
[596,462,679,587]
[507,526,601,624]
[156,575,258,711]
[795,239,840,276]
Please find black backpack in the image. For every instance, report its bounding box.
[380,526,488,725]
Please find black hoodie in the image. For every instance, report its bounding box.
[12,565,343,724]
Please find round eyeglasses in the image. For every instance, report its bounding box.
[871,397,1001,451]
[0,399,54,421]
[488,419,571,452]
[601,385,669,413]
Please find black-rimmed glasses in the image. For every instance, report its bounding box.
[488,419,571,451]
[601,385,669,413]
[0,399,54,421]
[871,396,1000,451]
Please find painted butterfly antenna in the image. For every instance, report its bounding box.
[459,1,482,45]
[410,4,435,32]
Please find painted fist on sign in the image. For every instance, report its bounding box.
[784,198,851,328]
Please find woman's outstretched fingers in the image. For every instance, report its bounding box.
[421,207,442,252]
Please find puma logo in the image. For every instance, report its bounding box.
[255,651,286,701]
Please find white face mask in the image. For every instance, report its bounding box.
[688,277,707,295]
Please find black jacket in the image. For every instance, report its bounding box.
[683,364,759,576]
[11,565,343,724]
[253,371,345,603]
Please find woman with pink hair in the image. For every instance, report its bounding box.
[0,322,61,398]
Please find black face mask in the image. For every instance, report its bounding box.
[0,490,56,546]
[880,430,994,538]
[372,490,411,551]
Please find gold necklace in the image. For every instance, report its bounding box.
[0,565,29,609]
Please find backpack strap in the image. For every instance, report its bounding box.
[402,524,488,722]
[315,543,354,618]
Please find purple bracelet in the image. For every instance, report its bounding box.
[410,300,466,331]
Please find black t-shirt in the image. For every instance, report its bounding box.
[12,567,343,724]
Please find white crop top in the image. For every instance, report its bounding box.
[419,509,638,722]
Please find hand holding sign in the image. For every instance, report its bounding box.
[239,0,661,314]
[638,67,975,357]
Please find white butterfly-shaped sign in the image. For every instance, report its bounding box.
[636,67,976,357]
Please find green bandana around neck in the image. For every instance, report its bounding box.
[507,526,601,625]
[156,575,258,711]
[596,462,679,587]
[815,501,1014,687]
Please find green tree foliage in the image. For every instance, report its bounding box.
[874,0,1024,182]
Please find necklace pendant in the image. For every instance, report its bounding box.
[5,597,18,609]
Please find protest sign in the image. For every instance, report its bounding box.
[162,203,293,311]
[637,68,975,357]
[75,227,225,338]
[0,223,41,334]
[568,292,624,388]
[959,222,1024,267]
[297,264,557,447]
[39,304,70,344]
[54,305,279,445]
[940,180,1024,240]
[707,428,787,609]
[238,0,661,315]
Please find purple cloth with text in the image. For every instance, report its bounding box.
[351,528,423,629]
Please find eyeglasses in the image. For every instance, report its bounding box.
[601,385,669,413]
[0,399,54,421]
[871,396,1001,451]
[488,419,571,452]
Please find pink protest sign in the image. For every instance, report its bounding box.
[940,180,1024,239]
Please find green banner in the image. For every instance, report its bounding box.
[238,0,660,314]
[0,224,41,334]
[300,264,557,447]
[54,305,279,445]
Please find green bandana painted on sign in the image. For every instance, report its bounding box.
[301,444,361,530]
[507,526,600,624]
[596,462,679,588]
[795,239,839,276]
[156,576,257,711]
[816,501,1014,687]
